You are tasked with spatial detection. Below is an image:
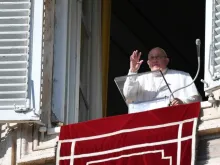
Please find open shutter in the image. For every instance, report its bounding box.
[0,0,44,122]
[212,0,220,80]
[204,0,220,93]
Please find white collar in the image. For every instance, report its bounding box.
[152,68,168,77]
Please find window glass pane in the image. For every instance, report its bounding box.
[79,21,90,122]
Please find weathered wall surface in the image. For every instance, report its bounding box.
[0,124,57,165]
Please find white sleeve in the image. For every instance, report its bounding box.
[182,73,201,103]
[123,70,140,101]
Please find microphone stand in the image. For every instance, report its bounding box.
[159,70,175,100]
[168,39,201,105]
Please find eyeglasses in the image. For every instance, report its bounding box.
[148,56,167,61]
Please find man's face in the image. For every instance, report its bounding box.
[147,48,169,71]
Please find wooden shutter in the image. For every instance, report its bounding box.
[204,0,220,92]
[0,0,43,122]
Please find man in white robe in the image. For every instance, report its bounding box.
[123,47,201,113]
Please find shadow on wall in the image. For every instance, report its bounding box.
[0,124,17,163]
[196,133,220,165]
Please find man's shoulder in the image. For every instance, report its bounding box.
[168,69,190,76]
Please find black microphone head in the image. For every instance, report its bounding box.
[196,39,201,46]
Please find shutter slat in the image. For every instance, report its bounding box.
[0,40,28,46]
[0,54,27,61]
[215,20,220,27]
[214,49,220,55]
[0,76,26,84]
[215,34,220,42]
[0,69,27,76]
[0,18,29,24]
[215,27,220,34]
[0,3,30,10]
[0,32,28,34]
[216,4,220,11]
[216,12,220,19]
[0,26,28,31]
[215,55,220,64]
[0,105,24,110]
[0,83,26,91]
[214,46,220,70]
[0,9,29,13]
[0,91,26,99]
[0,16,29,19]
[0,33,28,39]
[0,10,29,17]
[214,64,220,70]
[0,48,28,54]
[215,42,220,49]
[0,98,26,107]
[0,61,27,69]
[0,2,30,4]
[0,24,29,27]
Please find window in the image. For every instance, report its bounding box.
[204,0,220,93]
[52,0,102,124]
[0,0,44,122]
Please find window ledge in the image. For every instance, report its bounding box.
[17,148,55,165]
[198,101,220,135]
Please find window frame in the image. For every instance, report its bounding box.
[52,0,103,124]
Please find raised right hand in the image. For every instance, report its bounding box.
[130,50,143,72]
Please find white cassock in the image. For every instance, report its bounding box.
[123,68,201,113]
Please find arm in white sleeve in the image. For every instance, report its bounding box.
[181,73,201,104]
[123,70,140,101]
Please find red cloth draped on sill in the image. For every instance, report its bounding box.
[57,102,200,165]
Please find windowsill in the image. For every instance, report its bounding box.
[17,147,55,165]
[198,101,220,135]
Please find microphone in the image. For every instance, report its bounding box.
[168,39,201,104]
[196,39,201,57]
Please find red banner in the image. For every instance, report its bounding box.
[57,102,200,165]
